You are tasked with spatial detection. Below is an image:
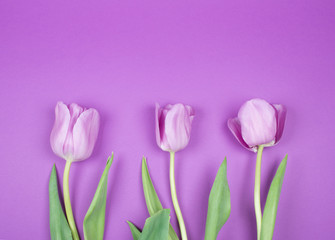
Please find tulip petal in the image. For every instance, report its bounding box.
[72,108,100,161]
[69,103,84,117]
[156,104,172,151]
[63,103,85,158]
[273,104,287,144]
[165,104,191,152]
[155,103,163,148]
[238,99,277,147]
[186,105,195,124]
[227,118,254,151]
[50,102,71,159]
[185,105,195,116]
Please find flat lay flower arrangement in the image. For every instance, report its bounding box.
[48,98,287,240]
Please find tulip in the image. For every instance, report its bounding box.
[155,103,194,240]
[227,98,286,240]
[227,98,286,152]
[155,103,194,153]
[50,102,100,162]
[50,102,100,240]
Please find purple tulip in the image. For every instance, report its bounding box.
[228,98,286,152]
[155,103,195,152]
[50,102,100,161]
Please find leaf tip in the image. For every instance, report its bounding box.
[282,154,288,166]
[142,157,148,171]
[50,164,57,181]
[106,154,114,167]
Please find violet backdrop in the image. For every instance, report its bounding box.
[0,1,334,239]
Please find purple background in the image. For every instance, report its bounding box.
[1,1,334,239]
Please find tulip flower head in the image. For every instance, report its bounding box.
[228,98,286,152]
[50,102,100,161]
[155,103,194,153]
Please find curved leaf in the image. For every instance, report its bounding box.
[49,164,73,240]
[139,209,170,240]
[127,221,141,240]
[205,158,231,240]
[83,155,114,240]
[142,157,179,240]
[261,155,288,240]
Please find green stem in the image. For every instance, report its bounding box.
[170,152,188,240]
[63,160,80,240]
[255,145,264,240]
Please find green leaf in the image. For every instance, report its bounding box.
[261,155,288,240]
[127,221,141,240]
[204,158,231,240]
[139,209,171,240]
[49,164,73,240]
[142,157,179,240]
[83,155,114,240]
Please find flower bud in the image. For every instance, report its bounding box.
[228,98,286,152]
[155,103,194,152]
[50,102,100,161]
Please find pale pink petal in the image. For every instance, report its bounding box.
[72,108,100,161]
[227,118,253,151]
[155,103,163,148]
[185,105,195,123]
[238,99,277,147]
[69,103,84,120]
[159,105,172,151]
[63,103,84,157]
[164,104,173,110]
[156,104,171,151]
[273,104,287,144]
[50,102,70,159]
[165,104,191,152]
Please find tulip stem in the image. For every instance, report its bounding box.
[255,145,264,240]
[63,160,80,240]
[170,152,188,240]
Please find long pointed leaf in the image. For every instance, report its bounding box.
[83,155,114,240]
[49,164,73,240]
[204,158,231,240]
[139,209,170,240]
[142,157,179,240]
[261,155,288,240]
[127,221,141,240]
